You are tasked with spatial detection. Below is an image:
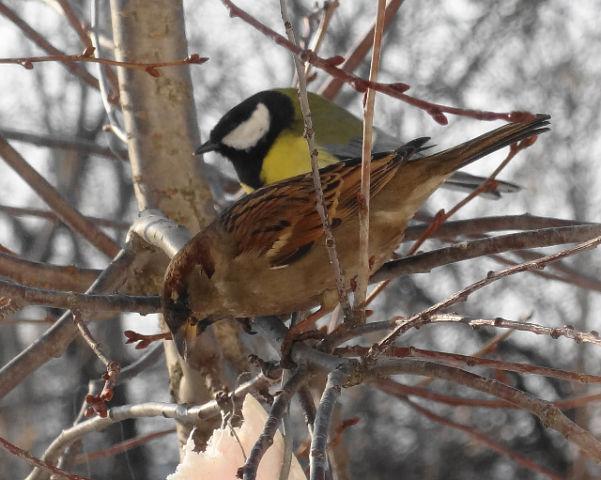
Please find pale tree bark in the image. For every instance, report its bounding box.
[109,0,245,451]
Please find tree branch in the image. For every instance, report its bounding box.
[0,136,120,257]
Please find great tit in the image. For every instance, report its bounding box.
[165,115,550,357]
[196,88,520,197]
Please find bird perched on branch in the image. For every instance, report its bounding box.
[163,115,550,357]
[196,88,520,197]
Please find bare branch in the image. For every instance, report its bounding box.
[376,235,601,350]
[0,278,160,314]
[0,246,137,400]
[428,313,601,347]
[370,360,601,462]
[0,127,120,158]
[240,368,307,480]
[55,0,94,50]
[28,374,272,478]
[355,0,386,321]
[310,366,345,480]
[0,136,120,257]
[0,251,99,291]
[341,345,601,384]
[0,51,208,76]
[0,2,99,90]
[320,0,406,99]
[372,224,601,283]
[221,0,536,124]
[402,396,562,480]
[279,0,351,320]
[0,434,90,480]
[403,214,593,241]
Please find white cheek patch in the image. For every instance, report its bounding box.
[222,102,271,150]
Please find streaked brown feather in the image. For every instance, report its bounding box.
[220,147,417,267]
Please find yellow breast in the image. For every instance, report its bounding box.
[260,132,339,186]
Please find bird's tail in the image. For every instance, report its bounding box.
[419,114,550,175]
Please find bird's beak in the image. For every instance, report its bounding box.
[195,140,218,155]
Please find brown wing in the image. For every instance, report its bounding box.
[220,147,415,268]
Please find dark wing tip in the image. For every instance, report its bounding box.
[393,137,431,160]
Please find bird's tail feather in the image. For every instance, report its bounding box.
[421,114,550,174]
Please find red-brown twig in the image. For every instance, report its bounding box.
[221,0,535,125]
[302,1,340,80]
[376,234,601,351]
[0,136,120,257]
[320,0,406,99]
[355,0,386,321]
[0,51,208,77]
[55,0,94,50]
[376,379,601,411]
[72,310,121,417]
[73,428,175,465]
[0,434,91,480]
[402,396,562,480]
[84,361,121,418]
[0,2,99,90]
[371,360,601,463]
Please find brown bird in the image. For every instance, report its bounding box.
[163,115,550,356]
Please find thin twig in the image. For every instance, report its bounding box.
[370,360,601,463]
[222,0,534,124]
[402,397,562,480]
[279,0,352,319]
[72,311,112,367]
[89,0,127,142]
[371,224,601,283]
[0,434,90,480]
[56,0,94,50]
[240,368,307,480]
[0,204,130,230]
[303,1,340,80]
[0,136,120,257]
[341,345,601,384]
[0,251,99,291]
[0,278,160,314]
[405,214,594,241]
[0,2,99,89]
[0,52,208,75]
[310,367,345,480]
[0,127,121,158]
[354,0,386,322]
[320,0,405,99]
[73,428,174,465]
[376,378,601,411]
[376,235,601,351]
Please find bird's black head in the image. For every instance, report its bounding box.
[196,90,296,189]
